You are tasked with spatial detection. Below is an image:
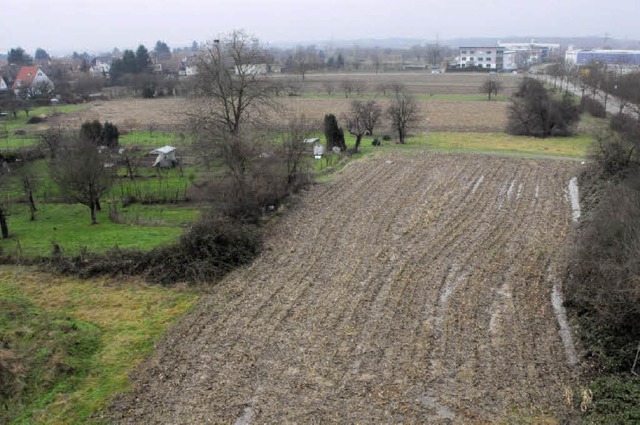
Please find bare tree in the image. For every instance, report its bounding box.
[40,127,63,158]
[479,77,503,100]
[341,100,383,152]
[190,30,278,135]
[387,92,420,144]
[340,80,355,98]
[50,136,114,224]
[322,81,335,96]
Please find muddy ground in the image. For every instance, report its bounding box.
[48,96,508,134]
[107,152,581,423]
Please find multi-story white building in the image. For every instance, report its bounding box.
[457,47,504,70]
[498,41,560,64]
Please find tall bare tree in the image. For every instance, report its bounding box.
[387,92,420,144]
[190,30,278,135]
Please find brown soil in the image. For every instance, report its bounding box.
[50,96,508,134]
[107,152,580,423]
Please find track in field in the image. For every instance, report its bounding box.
[109,153,580,423]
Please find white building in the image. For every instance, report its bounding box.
[457,47,504,70]
[90,57,112,77]
[0,76,8,91]
[498,41,561,65]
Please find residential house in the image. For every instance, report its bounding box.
[0,75,7,91]
[178,57,198,76]
[11,66,54,96]
[90,57,112,77]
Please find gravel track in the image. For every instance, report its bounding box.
[108,153,579,423]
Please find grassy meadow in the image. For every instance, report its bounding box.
[0,266,198,424]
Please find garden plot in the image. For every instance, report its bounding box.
[109,153,579,423]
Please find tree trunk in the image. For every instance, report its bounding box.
[95,198,101,212]
[90,203,97,225]
[354,135,363,152]
[0,207,8,239]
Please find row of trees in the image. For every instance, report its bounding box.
[323,93,420,152]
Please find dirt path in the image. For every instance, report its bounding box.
[108,153,580,423]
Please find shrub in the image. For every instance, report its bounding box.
[101,121,120,148]
[47,212,262,286]
[580,96,606,118]
[507,77,580,138]
[569,172,640,372]
[26,116,45,124]
[610,113,640,142]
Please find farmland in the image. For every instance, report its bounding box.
[108,153,581,423]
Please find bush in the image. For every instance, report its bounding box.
[610,113,640,142]
[507,77,579,138]
[26,116,45,124]
[587,375,640,423]
[568,176,640,372]
[142,86,155,99]
[144,213,261,284]
[101,121,120,148]
[47,212,262,286]
[580,96,606,118]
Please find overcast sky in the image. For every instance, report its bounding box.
[1,0,638,55]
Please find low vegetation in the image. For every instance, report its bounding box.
[0,266,198,424]
[507,77,580,138]
[567,112,640,423]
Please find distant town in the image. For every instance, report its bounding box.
[1,36,640,103]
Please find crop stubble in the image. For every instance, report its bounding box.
[109,153,579,423]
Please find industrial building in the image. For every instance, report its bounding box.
[565,49,640,67]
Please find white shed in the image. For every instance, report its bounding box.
[151,146,177,168]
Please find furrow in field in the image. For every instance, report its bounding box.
[109,153,580,424]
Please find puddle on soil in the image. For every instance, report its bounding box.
[418,394,456,420]
[569,177,581,222]
[551,284,579,367]
[472,175,484,194]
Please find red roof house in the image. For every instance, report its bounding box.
[11,66,54,95]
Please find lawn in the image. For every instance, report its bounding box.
[119,131,191,147]
[0,104,88,149]
[0,266,198,424]
[0,203,190,257]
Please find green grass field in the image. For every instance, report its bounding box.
[0,266,198,424]
[0,203,191,257]
[119,131,191,147]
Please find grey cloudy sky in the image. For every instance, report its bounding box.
[1,0,637,54]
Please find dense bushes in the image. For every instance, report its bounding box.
[580,96,606,118]
[567,114,640,421]
[48,211,262,285]
[507,77,580,137]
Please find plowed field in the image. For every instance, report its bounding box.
[109,153,580,423]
